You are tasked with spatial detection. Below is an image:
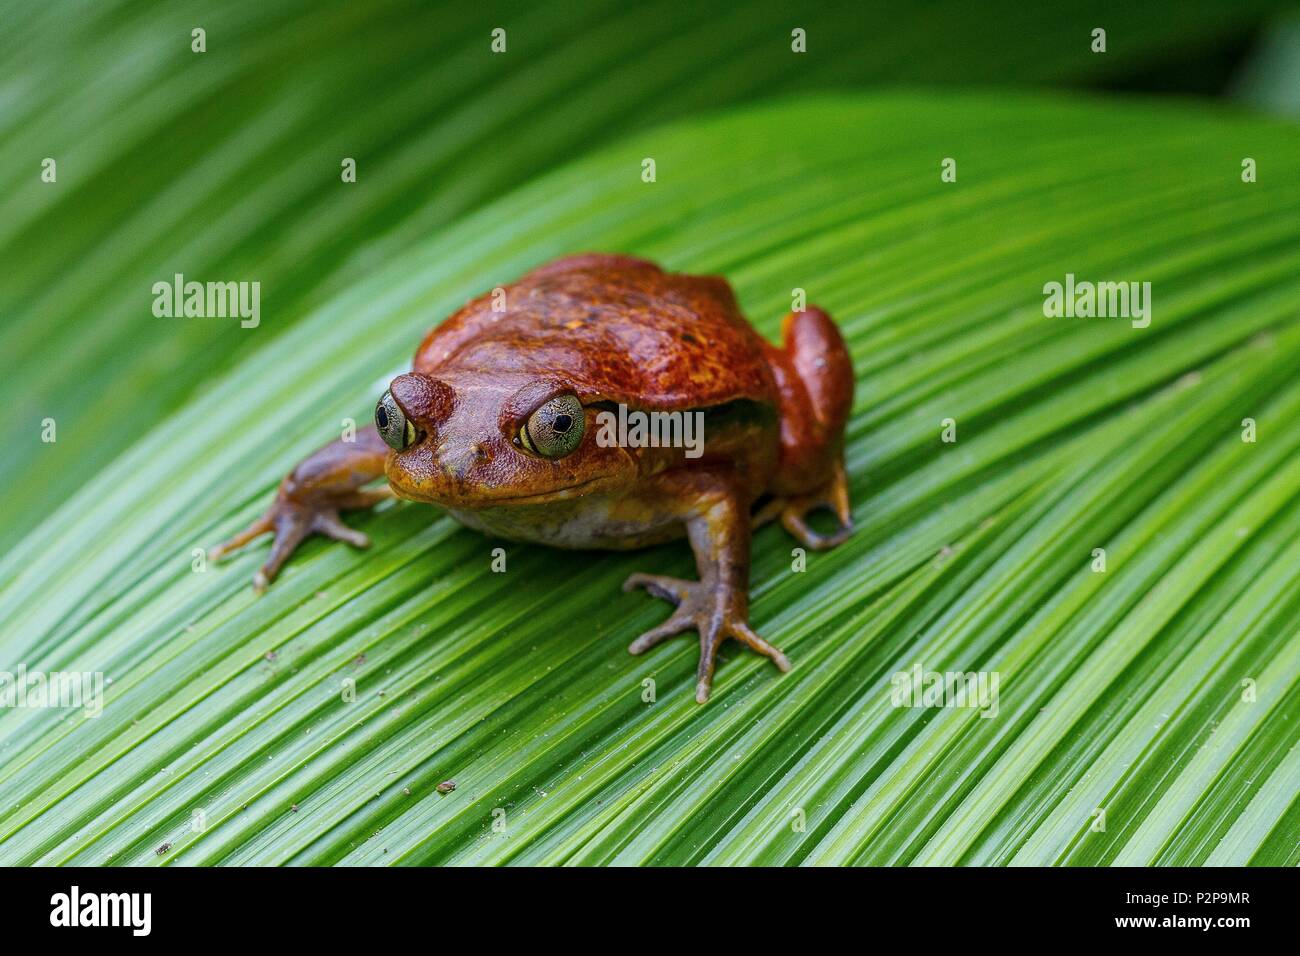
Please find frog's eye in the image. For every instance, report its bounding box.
[519,394,585,458]
[376,390,416,451]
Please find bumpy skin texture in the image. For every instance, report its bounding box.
[213,254,854,702]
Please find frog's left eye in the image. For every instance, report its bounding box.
[376,390,416,451]
[519,394,585,458]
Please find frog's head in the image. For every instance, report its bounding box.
[376,371,635,508]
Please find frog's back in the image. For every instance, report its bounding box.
[413,255,776,410]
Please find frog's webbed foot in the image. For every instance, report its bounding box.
[209,425,393,591]
[210,490,390,591]
[623,572,790,704]
[779,458,852,551]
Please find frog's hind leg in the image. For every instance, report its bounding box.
[766,305,855,550]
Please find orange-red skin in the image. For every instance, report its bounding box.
[386,254,852,527]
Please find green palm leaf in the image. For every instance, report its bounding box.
[3,90,1298,865]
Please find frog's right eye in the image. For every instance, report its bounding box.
[376,390,416,451]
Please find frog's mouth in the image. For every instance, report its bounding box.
[474,478,610,506]
[390,474,612,508]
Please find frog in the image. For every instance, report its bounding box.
[211,254,854,703]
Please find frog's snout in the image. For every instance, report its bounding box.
[434,440,488,481]
[383,372,485,501]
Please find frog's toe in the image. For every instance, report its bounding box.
[692,614,789,703]
[782,507,851,550]
[625,573,699,654]
[208,515,274,563]
[622,572,694,604]
[627,607,694,655]
[310,510,372,550]
[729,620,792,673]
[249,507,313,591]
[780,459,853,551]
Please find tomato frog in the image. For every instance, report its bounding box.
[212,254,854,702]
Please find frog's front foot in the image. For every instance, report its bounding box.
[210,491,388,591]
[210,425,393,591]
[623,572,790,703]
